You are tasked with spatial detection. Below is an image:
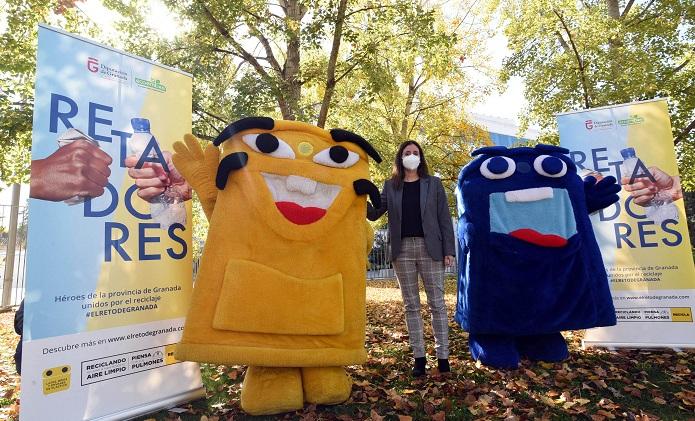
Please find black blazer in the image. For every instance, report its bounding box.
[367,176,455,261]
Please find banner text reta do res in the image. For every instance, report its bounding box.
[21,25,203,420]
[557,98,695,348]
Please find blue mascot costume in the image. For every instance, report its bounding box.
[455,144,620,368]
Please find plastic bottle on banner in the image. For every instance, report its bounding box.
[619,147,678,224]
[129,118,186,230]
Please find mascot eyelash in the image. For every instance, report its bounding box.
[212,117,382,208]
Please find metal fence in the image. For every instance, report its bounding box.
[0,204,28,308]
[191,225,459,281]
[4,208,457,303]
[367,226,458,280]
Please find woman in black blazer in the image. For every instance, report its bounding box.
[368,140,455,376]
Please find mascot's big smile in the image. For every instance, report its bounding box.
[489,187,578,247]
[262,173,341,225]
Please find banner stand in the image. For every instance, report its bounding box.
[92,388,205,421]
[21,25,203,420]
[582,341,690,351]
[557,98,695,350]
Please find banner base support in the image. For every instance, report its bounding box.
[582,340,695,350]
[91,387,206,421]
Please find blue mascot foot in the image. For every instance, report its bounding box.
[516,333,569,362]
[468,334,519,369]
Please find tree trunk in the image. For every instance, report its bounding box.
[553,9,591,109]
[606,0,622,94]
[317,0,348,128]
[281,0,306,120]
[606,0,620,19]
[400,65,417,140]
[400,82,416,140]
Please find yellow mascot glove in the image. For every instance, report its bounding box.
[172,134,219,220]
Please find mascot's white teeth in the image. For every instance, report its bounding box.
[261,173,341,209]
[505,187,553,203]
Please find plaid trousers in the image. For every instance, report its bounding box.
[392,237,449,359]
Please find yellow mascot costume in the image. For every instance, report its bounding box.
[172,117,382,415]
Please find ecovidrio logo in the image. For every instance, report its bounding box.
[618,114,645,126]
[87,57,99,73]
[134,77,167,93]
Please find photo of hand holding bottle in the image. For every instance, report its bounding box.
[125,118,192,230]
[621,166,683,206]
[125,151,191,204]
[30,128,112,203]
[620,147,682,223]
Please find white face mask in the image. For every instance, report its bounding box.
[402,154,421,170]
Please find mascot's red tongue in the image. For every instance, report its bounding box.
[510,228,567,248]
[276,201,326,225]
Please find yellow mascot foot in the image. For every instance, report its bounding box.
[301,366,352,405]
[240,366,303,415]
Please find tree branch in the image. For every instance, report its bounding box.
[198,1,273,82]
[344,4,398,19]
[553,9,591,108]
[407,93,465,116]
[400,72,418,138]
[334,60,360,84]
[621,0,636,18]
[674,118,695,146]
[450,0,481,33]
[413,74,429,92]
[671,57,691,75]
[193,108,224,136]
[195,106,228,124]
[555,31,570,52]
[243,9,283,75]
[625,0,656,26]
[317,0,348,128]
[212,47,244,59]
[407,108,423,140]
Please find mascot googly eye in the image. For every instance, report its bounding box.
[480,156,515,179]
[242,133,296,159]
[534,155,567,178]
[313,146,360,168]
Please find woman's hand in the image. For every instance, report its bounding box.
[444,255,455,267]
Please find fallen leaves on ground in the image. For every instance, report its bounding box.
[1,279,693,420]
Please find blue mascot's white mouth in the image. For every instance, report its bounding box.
[489,187,577,247]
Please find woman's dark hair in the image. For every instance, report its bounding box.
[391,140,429,189]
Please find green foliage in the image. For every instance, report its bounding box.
[100,0,491,204]
[322,2,492,201]
[1,0,493,223]
[0,0,100,183]
[496,0,695,187]
[190,195,209,261]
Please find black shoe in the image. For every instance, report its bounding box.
[437,358,450,373]
[412,357,426,377]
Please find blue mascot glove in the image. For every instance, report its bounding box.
[583,175,621,214]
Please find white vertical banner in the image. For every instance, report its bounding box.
[21,25,204,420]
[557,99,695,348]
